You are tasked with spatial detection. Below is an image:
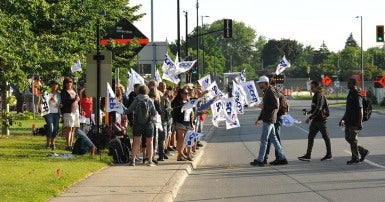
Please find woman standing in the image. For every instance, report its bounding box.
[44,80,61,150]
[61,77,80,151]
[171,88,194,161]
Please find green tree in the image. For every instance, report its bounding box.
[345,33,358,48]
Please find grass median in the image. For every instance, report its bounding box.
[0,116,113,201]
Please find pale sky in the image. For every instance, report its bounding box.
[129,0,385,52]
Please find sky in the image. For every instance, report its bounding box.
[129,0,385,52]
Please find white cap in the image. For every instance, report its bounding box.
[257,76,269,83]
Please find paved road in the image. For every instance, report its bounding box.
[175,99,385,202]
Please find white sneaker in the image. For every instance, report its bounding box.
[147,161,156,166]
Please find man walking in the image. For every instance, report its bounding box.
[250,76,288,167]
[298,80,332,161]
[339,78,369,165]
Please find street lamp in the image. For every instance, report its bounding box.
[356,16,364,90]
[95,9,106,133]
[177,0,181,58]
[183,11,188,57]
[201,15,209,74]
[196,0,199,75]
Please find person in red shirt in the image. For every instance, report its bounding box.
[79,89,93,133]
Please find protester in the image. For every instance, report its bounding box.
[43,80,61,150]
[125,85,157,166]
[33,76,42,113]
[124,83,140,127]
[172,88,194,161]
[298,80,332,162]
[264,78,288,164]
[61,77,80,151]
[158,82,173,161]
[149,86,161,164]
[79,89,93,133]
[339,78,369,165]
[250,75,288,167]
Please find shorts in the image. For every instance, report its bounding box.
[173,121,193,131]
[63,112,80,128]
[133,123,154,138]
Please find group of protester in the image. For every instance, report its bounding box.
[40,77,95,153]
[251,75,369,167]
[123,81,213,166]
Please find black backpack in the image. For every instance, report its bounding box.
[323,95,330,117]
[360,95,372,122]
[108,137,130,164]
[134,99,151,124]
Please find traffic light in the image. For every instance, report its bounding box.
[223,19,232,38]
[376,25,384,42]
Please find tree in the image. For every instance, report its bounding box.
[0,0,144,134]
[345,33,358,48]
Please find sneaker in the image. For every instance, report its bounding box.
[263,158,268,164]
[164,154,169,159]
[129,160,135,166]
[147,161,156,166]
[347,159,361,165]
[270,159,288,165]
[197,142,204,147]
[298,155,311,161]
[157,157,165,161]
[167,146,175,151]
[360,150,369,162]
[320,155,333,161]
[152,159,158,164]
[250,159,264,167]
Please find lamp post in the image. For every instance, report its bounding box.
[196,0,199,74]
[201,15,209,74]
[183,11,188,57]
[356,16,364,90]
[95,9,106,133]
[177,0,181,58]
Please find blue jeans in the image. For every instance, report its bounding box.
[257,121,286,162]
[266,116,283,159]
[76,128,96,148]
[44,113,60,138]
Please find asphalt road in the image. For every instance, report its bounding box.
[175,99,385,202]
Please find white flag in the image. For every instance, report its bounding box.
[207,81,224,99]
[71,60,82,73]
[198,74,212,91]
[154,68,162,83]
[40,93,50,117]
[107,82,124,114]
[222,97,241,129]
[211,99,226,127]
[181,97,203,112]
[282,114,301,127]
[183,130,204,147]
[126,72,133,95]
[162,71,180,84]
[176,60,197,74]
[240,81,260,107]
[275,55,291,75]
[162,53,177,74]
[235,69,246,83]
[131,68,145,86]
[232,81,247,114]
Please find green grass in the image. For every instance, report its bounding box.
[0,117,113,201]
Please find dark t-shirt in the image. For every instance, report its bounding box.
[345,89,363,126]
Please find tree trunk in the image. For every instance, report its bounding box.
[1,80,9,135]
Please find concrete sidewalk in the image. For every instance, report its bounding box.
[50,125,214,202]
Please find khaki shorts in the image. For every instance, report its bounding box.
[63,112,80,128]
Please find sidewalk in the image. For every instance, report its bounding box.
[50,125,214,202]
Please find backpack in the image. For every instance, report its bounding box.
[278,92,289,115]
[360,94,372,122]
[322,95,330,117]
[134,99,151,124]
[108,137,130,164]
[72,137,91,155]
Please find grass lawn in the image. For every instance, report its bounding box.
[0,116,113,201]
